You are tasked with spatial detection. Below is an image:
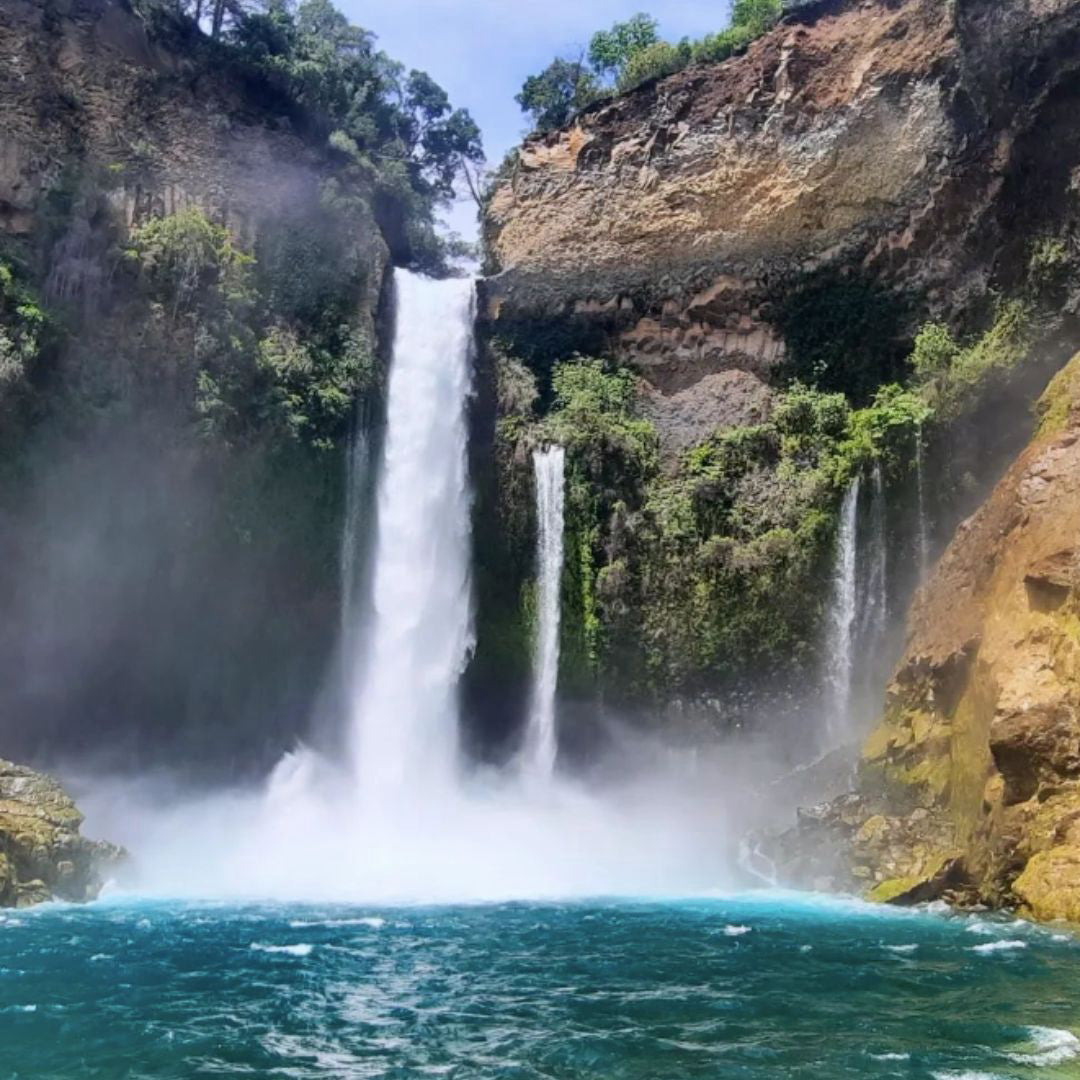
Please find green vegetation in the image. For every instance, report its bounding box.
[517,2,782,133]
[140,0,482,265]
[0,262,46,396]
[496,354,927,703]
[911,299,1032,418]
[122,207,374,450]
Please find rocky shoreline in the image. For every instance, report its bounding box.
[0,759,122,908]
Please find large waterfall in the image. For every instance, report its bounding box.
[521,446,566,777]
[823,476,861,739]
[106,269,739,901]
[345,270,475,799]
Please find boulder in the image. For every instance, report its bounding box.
[0,759,122,907]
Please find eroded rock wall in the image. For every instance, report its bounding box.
[485,0,1080,452]
[786,355,1080,915]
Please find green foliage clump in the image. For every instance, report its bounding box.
[0,262,46,392]
[616,41,692,93]
[126,208,254,318]
[589,13,661,78]
[515,59,603,134]
[688,0,780,65]
[126,207,374,449]
[911,299,1032,417]
[1028,236,1073,298]
[539,358,658,482]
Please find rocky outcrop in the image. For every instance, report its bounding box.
[484,0,1080,450]
[0,0,387,285]
[792,354,1080,916]
[0,759,121,907]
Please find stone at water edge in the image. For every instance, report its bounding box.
[0,759,124,908]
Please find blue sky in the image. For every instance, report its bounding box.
[339,0,732,236]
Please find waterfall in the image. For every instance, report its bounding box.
[823,476,860,740]
[345,269,475,800]
[861,462,888,651]
[915,422,930,580]
[521,446,566,777]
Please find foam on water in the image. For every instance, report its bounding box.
[971,940,1028,954]
[1006,1026,1080,1066]
[250,942,315,957]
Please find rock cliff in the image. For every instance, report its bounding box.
[780,354,1080,915]
[0,759,121,907]
[485,0,1080,450]
[0,0,392,774]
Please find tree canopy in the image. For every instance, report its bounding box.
[516,3,783,133]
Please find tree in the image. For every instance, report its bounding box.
[588,13,659,81]
[516,57,601,133]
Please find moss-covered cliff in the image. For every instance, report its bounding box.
[0,0,472,774]
[473,0,1080,745]
[0,758,121,907]
[777,354,1080,916]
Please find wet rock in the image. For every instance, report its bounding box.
[0,759,123,908]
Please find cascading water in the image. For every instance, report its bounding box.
[521,446,566,777]
[860,462,888,655]
[915,421,930,580]
[95,269,742,902]
[822,476,860,740]
[346,269,475,801]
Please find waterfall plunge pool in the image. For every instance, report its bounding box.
[1,893,1078,1078]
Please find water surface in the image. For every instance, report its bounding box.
[1,894,1078,1078]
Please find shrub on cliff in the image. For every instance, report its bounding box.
[125,207,373,449]
[0,262,46,396]
[912,300,1033,418]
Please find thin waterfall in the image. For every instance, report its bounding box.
[521,446,566,777]
[915,422,930,580]
[862,461,888,651]
[345,270,475,800]
[823,476,861,740]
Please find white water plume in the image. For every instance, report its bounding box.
[823,476,860,740]
[520,445,565,777]
[345,270,475,802]
[76,268,765,903]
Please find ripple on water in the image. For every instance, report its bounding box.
[0,898,1078,1079]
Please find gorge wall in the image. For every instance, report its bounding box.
[0,0,392,775]
[474,0,1080,753]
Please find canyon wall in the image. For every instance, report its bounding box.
[0,0,391,774]
[474,0,1080,745]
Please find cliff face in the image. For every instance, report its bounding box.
[485,0,1080,449]
[781,355,1080,914]
[1,0,387,284]
[0,0,390,775]
[0,759,121,907]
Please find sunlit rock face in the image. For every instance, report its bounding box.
[0,759,121,908]
[785,355,1080,917]
[484,0,1080,451]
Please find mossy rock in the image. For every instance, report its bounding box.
[866,853,961,905]
[1014,845,1080,923]
[0,759,122,907]
[1035,352,1080,438]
